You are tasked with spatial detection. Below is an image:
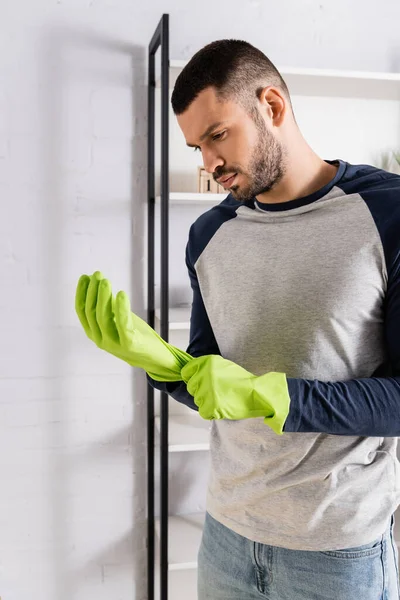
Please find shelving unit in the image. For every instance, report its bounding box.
[148,16,212,600]
[148,12,400,600]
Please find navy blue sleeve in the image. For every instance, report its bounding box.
[283,181,400,437]
[283,268,400,436]
[146,224,220,411]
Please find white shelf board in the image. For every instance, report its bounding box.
[154,566,198,599]
[155,414,211,452]
[155,192,226,204]
[155,512,205,570]
[158,60,400,100]
[155,306,191,330]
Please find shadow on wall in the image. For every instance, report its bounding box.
[40,25,147,600]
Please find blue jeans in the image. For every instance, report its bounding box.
[198,511,400,599]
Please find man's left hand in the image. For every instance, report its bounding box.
[181,355,291,435]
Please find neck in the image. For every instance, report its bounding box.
[256,135,338,205]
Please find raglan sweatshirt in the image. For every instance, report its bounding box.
[147,159,400,551]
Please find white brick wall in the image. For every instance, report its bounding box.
[1,1,400,599]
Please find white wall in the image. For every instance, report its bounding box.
[1,1,400,599]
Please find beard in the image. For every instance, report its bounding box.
[216,111,287,203]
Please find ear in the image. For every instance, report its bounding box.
[256,85,286,127]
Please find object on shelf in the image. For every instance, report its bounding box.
[198,166,226,193]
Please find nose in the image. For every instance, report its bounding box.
[202,147,224,175]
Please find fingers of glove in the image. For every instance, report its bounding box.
[97,279,119,342]
[75,274,92,338]
[86,271,104,345]
[114,290,135,347]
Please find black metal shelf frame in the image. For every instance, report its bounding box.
[147,12,170,600]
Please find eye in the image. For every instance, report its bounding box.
[212,131,226,141]
[192,131,226,152]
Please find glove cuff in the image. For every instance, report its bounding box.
[253,372,291,435]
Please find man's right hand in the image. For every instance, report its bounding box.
[75,270,192,381]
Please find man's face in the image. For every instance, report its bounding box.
[176,86,286,202]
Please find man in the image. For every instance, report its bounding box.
[148,39,400,599]
[76,39,400,598]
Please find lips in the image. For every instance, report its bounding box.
[218,173,237,188]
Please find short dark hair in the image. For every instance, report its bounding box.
[171,39,291,116]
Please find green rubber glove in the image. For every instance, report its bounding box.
[181,354,291,435]
[75,271,193,381]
